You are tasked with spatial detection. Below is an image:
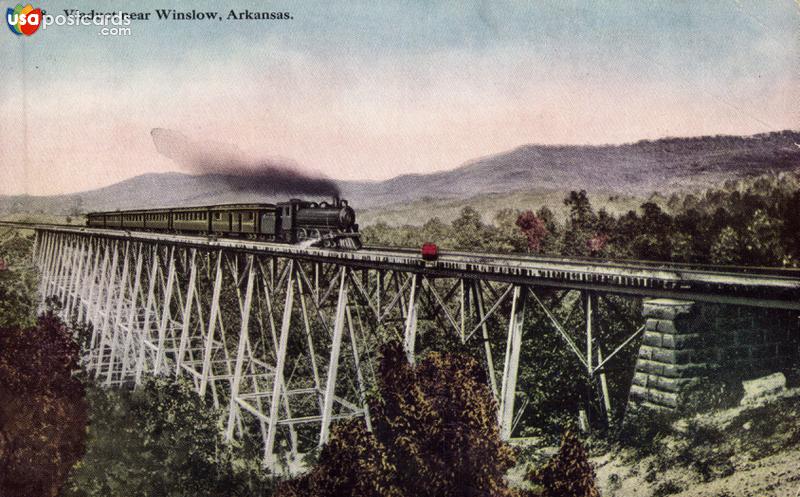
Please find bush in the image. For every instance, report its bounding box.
[64,376,273,497]
[0,232,37,328]
[527,430,600,497]
[276,341,518,497]
[0,314,88,497]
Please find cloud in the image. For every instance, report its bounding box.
[0,0,797,195]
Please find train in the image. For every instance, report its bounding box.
[86,198,361,248]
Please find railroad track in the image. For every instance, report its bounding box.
[3,221,800,309]
[364,245,800,277]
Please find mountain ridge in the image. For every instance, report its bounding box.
[2,130,798,215]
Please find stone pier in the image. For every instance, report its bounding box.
[630,299,799,410]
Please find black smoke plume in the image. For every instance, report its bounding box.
[150,128,340,197]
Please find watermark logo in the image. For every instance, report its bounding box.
[6,3,41,36]
[7,6,133,36]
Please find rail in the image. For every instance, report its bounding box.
[3,221,799,310]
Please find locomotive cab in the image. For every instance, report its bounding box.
[276,200,298,242]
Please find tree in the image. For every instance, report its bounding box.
[0,233,37,328]
[586,233,608,256]
[779,190,800,263]
[527,431,600,497]
[0,314,88,497]
[276,341,518,497]
[630,202,673,261]
[489,209,527,253]
[560,191,597,257]
[64,377,272,497]
[275,420,397,497]
[741,209,783,265]
[673,208,710,262]
[535,206,561,255]
[639,202,671,236]
[710,226,741,264]
[564,190,594,229]
[669,231,694,262]
[515,210,549,252]
[452,207,489,250]
[420,217,450,245]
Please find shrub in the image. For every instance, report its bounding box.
[64,376,273,497]
[0,232,37,328]
[276,341,518,497]
[0,314,88,497]
[527,430,600,497]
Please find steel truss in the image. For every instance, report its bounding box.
[29,228,797,469]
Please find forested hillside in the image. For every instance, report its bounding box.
[364,172,800,267]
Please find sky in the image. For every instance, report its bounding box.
[0,0,798,195]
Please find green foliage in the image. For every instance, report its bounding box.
[0,231,37,328]
[710,227,740,264]
[420,217,449,244]
[0,314,88,497]
[514,293,641,437]
[365,206,525,253]
[275,420,397,497]
[362,172,800,267]
[64,376,273,497]
[560,190,596,257]
[360,172,799,438]
[276,341,518,497]
[451,206,487,248]
[0,228,271,497]
[495,208,529,252]
[741,208,783,265]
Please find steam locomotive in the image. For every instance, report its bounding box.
[86,198,361,248]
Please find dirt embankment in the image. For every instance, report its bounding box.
[594,395,800,497]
